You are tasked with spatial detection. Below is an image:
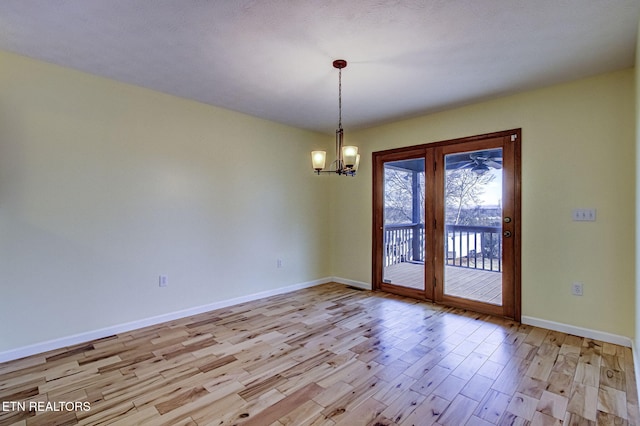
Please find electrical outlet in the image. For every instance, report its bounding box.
[276,259,283,268]
[159,275,168,287]
[571,282,583,296]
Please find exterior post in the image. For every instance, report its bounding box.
[411,170,422,261]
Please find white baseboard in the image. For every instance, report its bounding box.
[0,277,331,364]
[6,281,630,365]
[521,316,632,347]
[332,276,372,290]
[632,341,640,395]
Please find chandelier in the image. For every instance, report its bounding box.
[311,59,360,176]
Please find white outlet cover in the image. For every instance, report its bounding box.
[571,282,583,296]
[159,275,168,287]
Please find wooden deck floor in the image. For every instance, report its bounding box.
[384,263,502,305]
[1,283,638,425]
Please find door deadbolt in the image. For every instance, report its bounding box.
[504,217,512,223]
[503,230,512,238]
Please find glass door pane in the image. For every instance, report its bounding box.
[382,158,425,290]
[443,148,503,305]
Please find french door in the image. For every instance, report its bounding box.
[372,129,521,320]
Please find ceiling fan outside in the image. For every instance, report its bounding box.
[446,150,502,172]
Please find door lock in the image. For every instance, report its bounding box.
[503,230,512,238]
[504,217,512,223]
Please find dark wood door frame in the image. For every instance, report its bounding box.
[372,148,434,301]
[372,129,521,321]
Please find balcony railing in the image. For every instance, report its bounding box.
[384,224,424,267]
[445,224,502,272]
[384,223,502,272]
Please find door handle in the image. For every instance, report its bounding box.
[503,230,512,238]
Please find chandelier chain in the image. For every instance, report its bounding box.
[338,67,342,130]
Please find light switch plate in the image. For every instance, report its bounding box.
[572,208,596,222]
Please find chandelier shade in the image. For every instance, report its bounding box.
[311,151,326,171]
[342,146,358,168]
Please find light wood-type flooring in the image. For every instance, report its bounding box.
[0,283,637,425]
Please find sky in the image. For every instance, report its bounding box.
[478,168,502,206]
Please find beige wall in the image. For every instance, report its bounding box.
[0,50,333,352]
[0,48,636,355]
[333,69,635,338]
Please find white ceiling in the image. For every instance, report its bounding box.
[0,1,638,134]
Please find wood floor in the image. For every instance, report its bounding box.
[384,264,502,305]
[0,283,637,425]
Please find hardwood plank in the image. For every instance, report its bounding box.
[526,354,555,381]
[460,374,493,402]
[320,375,382,423]
[311,380,354,408]
[276,399,325,426]
[437,394,478,425]
[409,364,452,396]
[536,390,569,420]
[379,388,426,423]
[331,397,387,426]
[372,373,417,403]
[107,406,161,426]
[516,376,547,399]
[450,352,488,381]
[154,385,209,415]
[431,374,467,401]
[474,389,511,423]
[567,383,599,421]
[399,394,450,426]
[506,391,538,421]
[531,410,563,426]
[239,382,324,426]
[172,392,246,426]
[597,385,628,419]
